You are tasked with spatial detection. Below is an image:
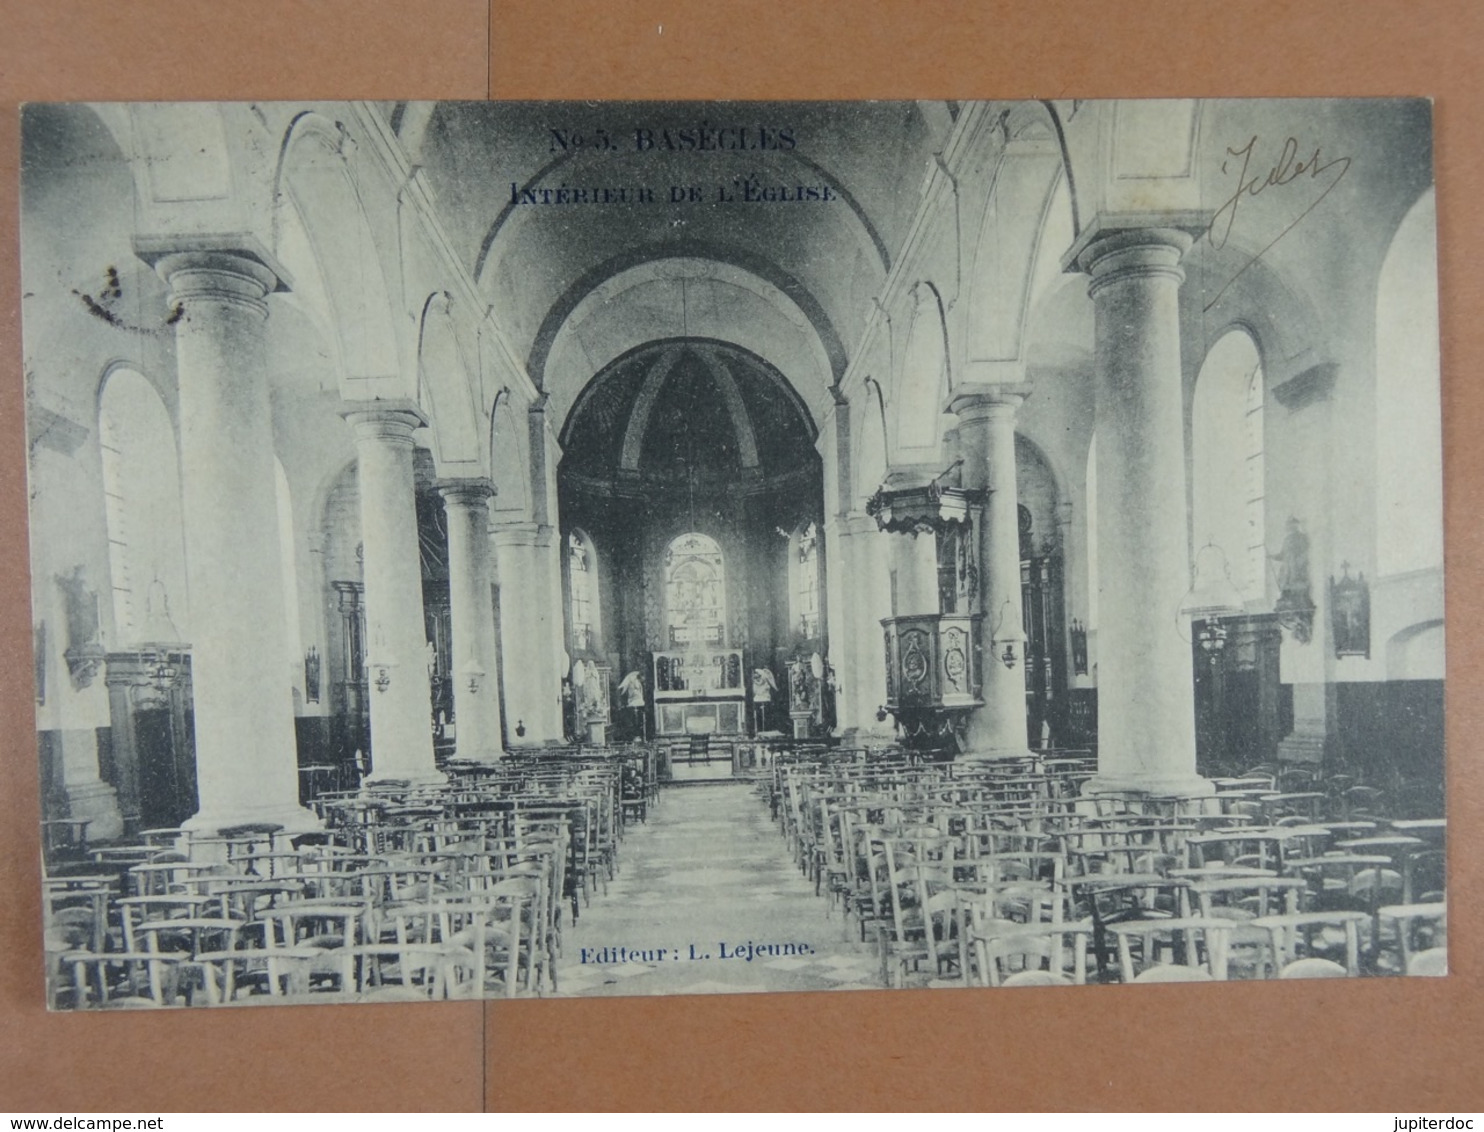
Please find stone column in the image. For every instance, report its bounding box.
[1071,225,1209,797]
[57,730,125,842]
[825,513,892,734]
[439,477,504,762]
[493,522,564,744]
[138,241,318,832]
[953,391,1031,759]
[341,401,441,784]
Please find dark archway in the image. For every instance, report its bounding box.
[558,339,827,742]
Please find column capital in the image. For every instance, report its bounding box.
[340,398,429,443]
[1062,212,1210,295]
[437,476,496,506]
[135,234,290,309]
[948,385,1026,421]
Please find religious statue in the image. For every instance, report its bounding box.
[54,564,104,689]
[751,666,778,734]
[1272,517,1311,597]
[618,668,647,740]
[618,669,647,709]
[788,655,815,713]
[1271,517,1316,643]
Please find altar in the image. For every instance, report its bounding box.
[652,647,745,736]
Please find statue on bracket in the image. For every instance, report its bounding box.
[55,565,104,689]
[1270,517,1316,643]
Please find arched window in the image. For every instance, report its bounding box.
[1191,330,1266,604]
[568,529,599,652]
[790,521,821,639]
[98,367,189,645]
[665,532,725,647]
[1375,188,1442,577]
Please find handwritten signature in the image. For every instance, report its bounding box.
[1204,134,1351,312]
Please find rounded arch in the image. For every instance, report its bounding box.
[1014,432,1065,551]
[894,282,950,454]
[315,458,364,586]
[539,254,839,431]
[1189,238,1328,384]
[1375,187,1441,578]
[416,292,484,471]
[1191,328,1266,603]
[98,364,189,645]
[489,391,532,524]
[1386,618,1444,681]
[965,122,1076,380]
[274,113,403,395]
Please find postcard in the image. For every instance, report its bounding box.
[20,98,1445,1008]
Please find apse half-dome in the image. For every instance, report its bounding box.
[560,339,818,485]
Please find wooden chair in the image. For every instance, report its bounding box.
[1249,911,1369,977]
[1110,917,1233,982]
[974,922,1092,987]
[135,917,244,1005]
[64,951,189,1009]
[348,941,480,1001]
[1378,902,1446,974]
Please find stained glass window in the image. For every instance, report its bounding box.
[665,532,725,646]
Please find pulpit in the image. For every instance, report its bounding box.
[868,480,987,751]
[882,613,983,747]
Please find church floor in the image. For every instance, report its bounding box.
[552,782,882,997]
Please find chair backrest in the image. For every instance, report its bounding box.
[1250,911,1368,977]
[1111,917,1232,982]
[1001,969,1070,988]
[1279,957,1350,979]
[1408,947,1448,976]
[1133,963,1214,983]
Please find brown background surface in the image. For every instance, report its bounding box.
[0,0,1479,1112]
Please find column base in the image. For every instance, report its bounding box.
[364,769,448,788]
[1082,772,1215,800]
[182,800,323,837]
[62,780,124,842]
[836,726,897,745]
[450,748,506,765]
[958,745,1036,763]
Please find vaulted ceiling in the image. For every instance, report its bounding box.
[413,101,955,433]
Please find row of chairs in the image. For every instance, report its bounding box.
[768,750,1447,988]
[44,744,666,1009]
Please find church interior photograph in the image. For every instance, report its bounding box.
[20,98,1446,1007]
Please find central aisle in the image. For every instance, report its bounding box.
[554,782,881,996]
